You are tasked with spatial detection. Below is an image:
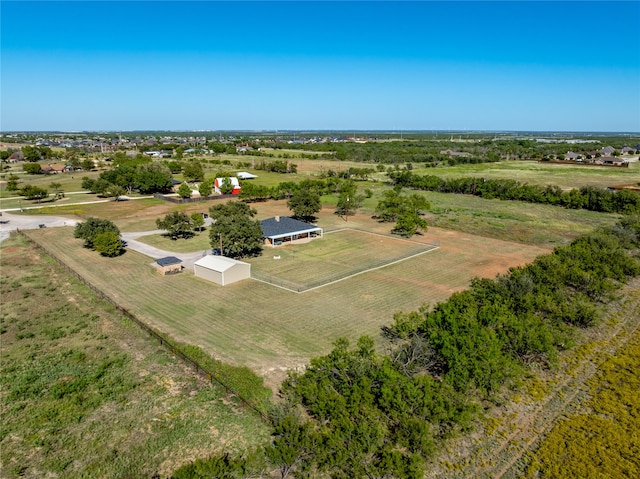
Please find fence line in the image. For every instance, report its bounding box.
[153,193,235,204]
[252,234,440,293]
[15,229,270,423]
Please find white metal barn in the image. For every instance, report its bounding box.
[193,255,251,286]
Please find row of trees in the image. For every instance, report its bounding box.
[82,161,173,196]
[172,214,640,478]
[389,171,640,214]
[254,159,298,174]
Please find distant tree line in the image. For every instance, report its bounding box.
[172,215,640,478]
[389,171,640,214]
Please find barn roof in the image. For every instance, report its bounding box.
[156,256,182,267]
[194,255,249,272]
[260,216,322,239]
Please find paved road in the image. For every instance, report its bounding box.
[1,212,213,269]
[0,212,80,242]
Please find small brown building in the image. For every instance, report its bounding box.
[155,256,183,275]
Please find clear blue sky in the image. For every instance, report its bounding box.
[2,1,639,132]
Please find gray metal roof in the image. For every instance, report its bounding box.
[156,256,182,266]
[260,216,321,239]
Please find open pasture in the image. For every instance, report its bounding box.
[0,235,268,478]
[412,159,639,190]
[24,222,546,389]
[249,228,437,292]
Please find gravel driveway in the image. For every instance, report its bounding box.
[0,213,212,268]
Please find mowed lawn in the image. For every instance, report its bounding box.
[249,229,437,291]
[24,225,547,389]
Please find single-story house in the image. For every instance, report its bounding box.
[260,216,323,247]
[599,157,628,166]
[564,151,582,161]
[194,255,251,285]
[237,171,258,180]
[155,256,183,275]
[7,151,24,163]
[214,177,241,195]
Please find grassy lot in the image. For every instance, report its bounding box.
[23,216,547,389]
[0,234,268,479]
[421,191,620,247]
[249,228,437,291]
[411,159,640,190]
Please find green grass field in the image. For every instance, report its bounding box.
[22,220,546,390]
[411,159,639,190]
[249,228,437,291]
[0,235,268,479]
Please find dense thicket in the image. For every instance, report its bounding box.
[389,171,640,214]
[173,216,640,478]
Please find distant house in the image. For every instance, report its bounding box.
[564,151,582,161]
[600,146,615,156]
[599,157,627,166]
[214,177,241,195]
[194,255,251,286]
[155,256,183,275]
[7,151,24,163]
[260,216,323,247]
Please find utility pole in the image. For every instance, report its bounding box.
[219,233,223,255]
[345,196,349,222]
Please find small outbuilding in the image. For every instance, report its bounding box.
[214,177,241,195]
[155,256,183,275]
[237,171,258,180]
[194,255,251,286]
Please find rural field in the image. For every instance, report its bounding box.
[411,159,640,190]
[2,155,638,477]
[0,234,268,479]
[21,203,549,390]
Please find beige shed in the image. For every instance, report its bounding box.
[193,255,251,286]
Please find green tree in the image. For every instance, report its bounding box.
[135,162,172,194]
[287,188,321,221]
[219,176,235,195]
[23,162,42,174]
[335,180,363,218]
[22,145,41,162]
[107,184,126,201]
[156,211,195,240]
[208,201,263,258]
[81,158,95,170]
[191,212,205,232]
[6,173,20,191]
[74,217,120,249]
[93,231,124,257]
[375,186,405,222]
[20,185,49,203]
[183,161,204,181]
[198,180,213,197]
[21,185,49,202]
[177,182,192,199]
[166,160,183,174]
